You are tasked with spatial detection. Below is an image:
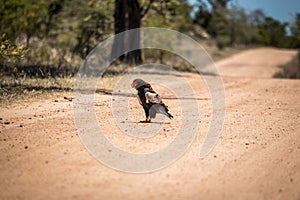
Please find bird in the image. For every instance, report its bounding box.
[131,78,173,123]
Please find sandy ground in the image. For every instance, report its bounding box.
[216,47,297,78]
[1,48,299,200]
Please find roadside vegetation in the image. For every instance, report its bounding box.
[1,0,300,105]
[274,49,300,79]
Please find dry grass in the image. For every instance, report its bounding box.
[0,44,244,106]
[0,77,73,106]
[0,75,123,106]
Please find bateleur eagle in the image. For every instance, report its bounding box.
[131,79,173,123]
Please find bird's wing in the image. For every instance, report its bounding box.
[149,104,173,119]
[145,91,162,104]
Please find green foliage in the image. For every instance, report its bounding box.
[0,0,55,44]
[0,34,28,63]
[193,2,298,49]
[142,0,193,62]
[289,13,300,48]
[1,0,114,69]
[193,4,212,29]
[1,0,299,78]
[142,0,193,32]
[64,0,114,58]
[258,17,288,47]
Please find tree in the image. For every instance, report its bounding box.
[205,0,231,14]
[111,0,154,64]
[0,0,66,48]
[111,0,193,64]
[258,17,287,47]
[193,1,293,49]
[193,3,212,29]
[226,5,252,45]
[290,13,300,48]
[194,0,232,47]
[248,9,266,26]
[70,0,114,59]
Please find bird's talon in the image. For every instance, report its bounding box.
[140,119,151,123]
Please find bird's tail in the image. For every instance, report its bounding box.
[161,103,173,119]
[167,112,173,119]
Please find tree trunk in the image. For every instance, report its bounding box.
[125,0,142,64]
[111,0,142,65]
[111,0,126,61]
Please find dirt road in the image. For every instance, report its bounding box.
[216,47,297,78]
[1,48,299,199]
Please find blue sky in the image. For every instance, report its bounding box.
[188,0,300,23]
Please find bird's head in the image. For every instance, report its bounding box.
[131,79,148,90]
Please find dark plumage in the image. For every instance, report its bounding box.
[131,79,173,123]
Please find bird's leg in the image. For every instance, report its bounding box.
[140,107,151,123]
[140,117,151,123]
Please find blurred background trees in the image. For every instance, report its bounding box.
[193,0,299,49]
[0,0,299,77]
